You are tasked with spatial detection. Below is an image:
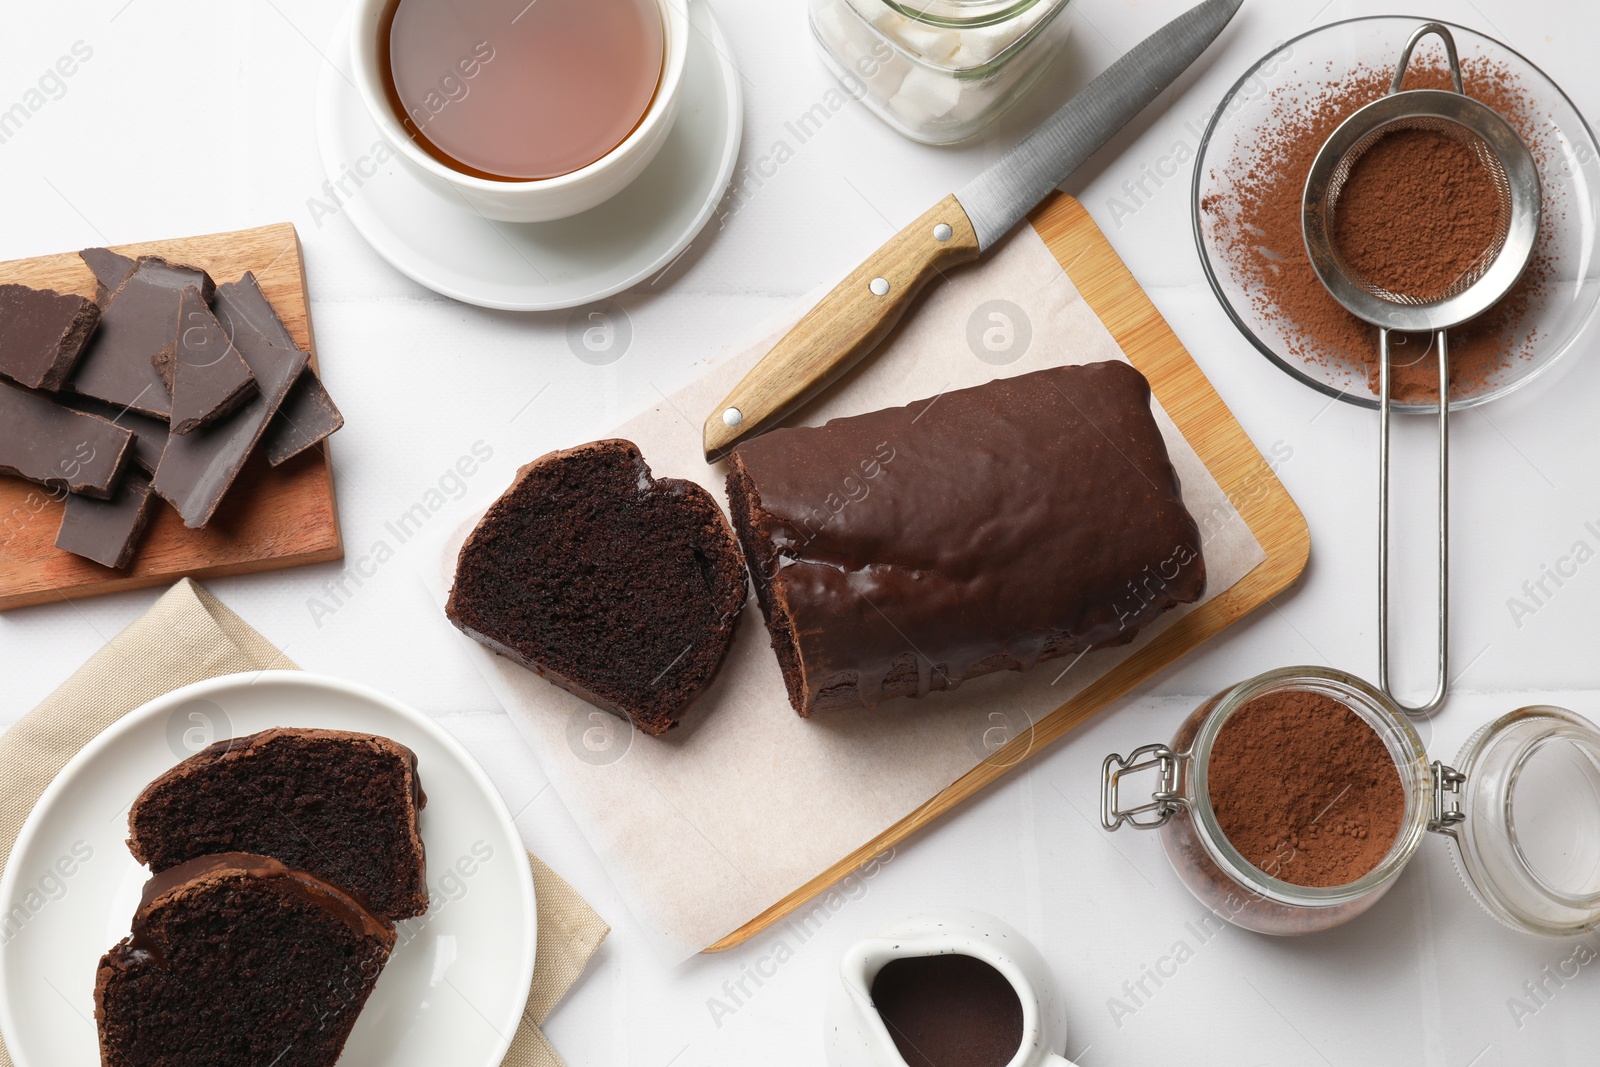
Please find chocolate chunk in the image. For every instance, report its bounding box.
[214,274,343,465]
[0,380,133,498]
[151,317,308,528]
[56,468,156,569]
[216,272,296,348]
[0,284,101,391]
[725,362,1208,717]
[70,256,214,419]
[79,247,137,303]
[156,289,257,436]
[264,373,344,465]
[60,395,170,474]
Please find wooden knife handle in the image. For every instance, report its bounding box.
[702,194,981,459]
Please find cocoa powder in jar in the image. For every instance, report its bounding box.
[1207,689,1405,888]
[1203,56,1553,403]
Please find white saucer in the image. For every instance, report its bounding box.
[0,672,535,1067]
[315,1,743,311]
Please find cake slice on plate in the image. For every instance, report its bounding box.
[127,729,428,921]
[95,853,394,1067]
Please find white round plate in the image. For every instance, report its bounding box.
[0,671,535,1067]
[314,0,743,311]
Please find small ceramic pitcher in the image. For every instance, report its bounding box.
[825,909,1079,1067]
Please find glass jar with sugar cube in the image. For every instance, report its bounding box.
[808,0,1074,145]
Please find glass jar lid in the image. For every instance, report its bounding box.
[1439,706,1600,937]
[865,0,1063,28]
[840,0,1072,73]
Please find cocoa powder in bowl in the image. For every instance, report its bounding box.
[1203,55,1552,403]
[1206,689,1405,888]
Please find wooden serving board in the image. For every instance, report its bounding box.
[705,194,1310,951]
[0,224,342,611]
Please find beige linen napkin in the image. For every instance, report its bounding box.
[0,578,607,1067]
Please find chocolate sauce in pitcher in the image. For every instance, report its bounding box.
[870,954,1024,1067]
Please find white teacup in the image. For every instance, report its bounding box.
[826,909,1080,1067]
[348,0,689,223]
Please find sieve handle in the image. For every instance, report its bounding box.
[1389,22,1464,96]
[1378,327,1450,719]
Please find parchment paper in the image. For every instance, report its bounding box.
[420,225,1268,959]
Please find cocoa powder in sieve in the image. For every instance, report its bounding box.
[1203,56,1552,403]
[1207,689,1405,888]
[1331,127,1507,300]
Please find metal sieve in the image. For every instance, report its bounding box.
[1301,22,1541,718]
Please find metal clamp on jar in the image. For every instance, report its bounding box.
[1101,666,1600,937]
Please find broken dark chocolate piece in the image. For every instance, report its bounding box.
[80,247,138,303]
[0,284,101,391]
[151,316,308,528]
[56,468,156,569]
[214,274,343,465]
[215,273,296,348]
[61,395,170,474]
[69,256,214,419]
[156,289,257,436]
[265,371,344,465]
[0,380,133,498]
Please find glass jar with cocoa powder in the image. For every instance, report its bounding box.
[1102,666,1600,937]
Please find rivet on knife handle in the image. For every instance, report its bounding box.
[702,194,981,459]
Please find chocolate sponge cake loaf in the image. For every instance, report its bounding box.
[726,362,1206,717]
[96,853,394,1067]
[128,729,428,921]
[447,439,749,735]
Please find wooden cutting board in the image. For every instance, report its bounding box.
[0,223,342,611]
[705,193,1311,951]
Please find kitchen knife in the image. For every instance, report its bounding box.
[702,0,1243,459]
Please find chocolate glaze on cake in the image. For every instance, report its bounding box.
[447,439,748,736]
[128,728,429,921]
[726,362,1206,716]
[129,852,395,952]
[96,853,394,1067]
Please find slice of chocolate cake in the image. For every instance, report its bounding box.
[446,439,748,736]
[96,853,395,1067]
[127,729,428,921]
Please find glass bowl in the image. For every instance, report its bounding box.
[1192,16,1600,413]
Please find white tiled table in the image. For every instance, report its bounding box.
[3,0,1597,1063]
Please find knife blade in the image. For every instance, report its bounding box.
[702,0,1243,460]
[958,0,1244,249]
